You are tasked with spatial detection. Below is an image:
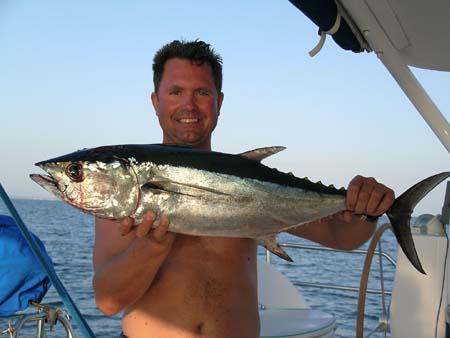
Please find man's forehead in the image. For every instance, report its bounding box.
[163,58,212,72]
[160,58,215,85]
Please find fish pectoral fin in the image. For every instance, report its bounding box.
[141,178,186,195]
[142,177,231,197]
[239,146,286,162]
[258,235,293,262]
[141,181,169,194]
[176,182,231,196]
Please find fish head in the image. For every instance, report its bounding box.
[30,156,140,220]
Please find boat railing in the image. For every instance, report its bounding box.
[265,241,396,296]
[0,302,74,338]
[265,224,396,338]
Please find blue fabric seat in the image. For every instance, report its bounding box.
[0,215,53,316]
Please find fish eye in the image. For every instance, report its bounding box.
[66,162,84,182]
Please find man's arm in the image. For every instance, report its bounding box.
[288,175,395,250]
[92,212,175,316]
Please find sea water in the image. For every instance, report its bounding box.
[0,199,396,338]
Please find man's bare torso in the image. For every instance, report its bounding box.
[122,235,259,338]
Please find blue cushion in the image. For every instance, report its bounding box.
[0,215,53,316]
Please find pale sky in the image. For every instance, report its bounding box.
[1,0,449,215]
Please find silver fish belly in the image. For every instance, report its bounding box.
[133,163,346,237]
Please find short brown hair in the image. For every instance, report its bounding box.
[153,39,223,93]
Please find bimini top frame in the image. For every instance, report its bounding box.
[291,0,450,153]
[339,0,450,153]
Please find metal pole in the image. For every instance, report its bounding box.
[377,50,450,153]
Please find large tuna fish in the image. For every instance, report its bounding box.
[30,144,450,274]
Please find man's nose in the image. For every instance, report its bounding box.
[182,92,197,110]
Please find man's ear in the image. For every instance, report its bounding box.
[151,92,159,116]
[217,92,224,116]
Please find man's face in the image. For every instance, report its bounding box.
[151,58,224,150]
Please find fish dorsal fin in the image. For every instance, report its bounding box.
[239,146,286,162]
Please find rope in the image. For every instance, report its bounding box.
[356,223,392,338]
[309,11,341,57]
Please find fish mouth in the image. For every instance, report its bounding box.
[30,162,60,191]
[30,173,64,198]
[30,173,57,187]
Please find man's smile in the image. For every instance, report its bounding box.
[178,118,200,123]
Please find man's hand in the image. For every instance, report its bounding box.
[119,211,176,256]
[343,175,395,222]
[93,211,176,315]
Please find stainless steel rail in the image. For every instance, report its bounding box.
[266,241,396,296]
[291,280,391,295]
[0,303,74,338]
[280,242,397,267]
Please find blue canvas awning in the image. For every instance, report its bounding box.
[0,215,52,316]
[288,0,367,53]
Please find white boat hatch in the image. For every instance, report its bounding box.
[260,309,336,338]
[258,259,336,338]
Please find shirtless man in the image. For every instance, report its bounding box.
[92,40,395,338]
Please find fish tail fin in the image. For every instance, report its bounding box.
[387,172,450,275]
[258,235,293,262]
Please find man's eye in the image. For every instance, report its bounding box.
[169,90,181,95]
[198,90,210,96]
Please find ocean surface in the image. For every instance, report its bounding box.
[0,198,398,338]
